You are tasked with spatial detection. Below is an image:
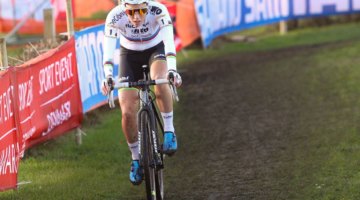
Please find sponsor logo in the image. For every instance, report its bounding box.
[39,52,74,95]
[149,6,163,15]
[23,127,36,141]
[0,86,14,124]
[126,22,149,28]
[0,143,18,175]
[126,23,136,28]
[110,12,126,25]
[18,76,34,112]
[131,27,149,34]
[42,101,71,136]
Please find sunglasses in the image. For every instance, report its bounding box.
[125,8,148,16]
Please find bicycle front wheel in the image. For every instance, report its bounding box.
[153,118,164,200]
[141,111,157,200]
[155,166,164,199]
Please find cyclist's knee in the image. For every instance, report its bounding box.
[155,84,170,96]
[122,110,136,121]
[119,91,138,107]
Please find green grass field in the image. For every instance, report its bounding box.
[1,22,360,199]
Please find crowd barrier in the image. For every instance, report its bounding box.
[0,38,83,191]
[195,0,360,47]
[0,71,18,191]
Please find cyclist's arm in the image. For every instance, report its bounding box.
[157,4,177,72]
[103,6,122,77]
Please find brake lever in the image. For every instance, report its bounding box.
[107,78,116,109]
[168,72,179,102]
[108,90,116,109]
[108,78,114,90]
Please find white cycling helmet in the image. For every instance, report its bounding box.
[122,0,148,5]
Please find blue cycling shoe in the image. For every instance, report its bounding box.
[163,132,177,156]
[129,160,143,185]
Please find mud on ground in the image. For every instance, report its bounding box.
[163,42,351,200]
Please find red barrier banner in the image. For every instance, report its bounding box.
[0,70,19,191]
[16,38,83,152]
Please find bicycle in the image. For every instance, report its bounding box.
[107,65,179,200]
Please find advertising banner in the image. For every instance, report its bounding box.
[0,70,19,191]
[15,38,83,150]
[75,24,120,113]
[194,0,360,47]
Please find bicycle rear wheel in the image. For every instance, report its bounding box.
[141,111,157,200]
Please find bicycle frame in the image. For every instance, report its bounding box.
[107,65,178,199]
[137,77,163,169]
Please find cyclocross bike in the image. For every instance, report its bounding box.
[107,65,179,200]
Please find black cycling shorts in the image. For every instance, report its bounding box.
[118,42,166,83]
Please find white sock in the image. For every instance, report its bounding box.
[161,111,175,133]
[128,141,139,160]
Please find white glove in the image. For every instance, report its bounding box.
[101,63,114,95]
[103,63,113,79]
[167,70,182,87]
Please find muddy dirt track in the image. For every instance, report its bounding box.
[162,43,343,200]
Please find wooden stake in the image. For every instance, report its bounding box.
[65,0,75,39]
[43,8,56,42]
[75,128,82,145]
[0,37,8,68]
[75,127,87,146]
[280,20,288,35]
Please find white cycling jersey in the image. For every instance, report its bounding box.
[103,1,177,71]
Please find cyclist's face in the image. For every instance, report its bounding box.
[125,3,148,27]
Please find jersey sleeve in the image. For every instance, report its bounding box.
[155,3,173,28]
[103,6,121,68]
[156,4,177,71]
[104,6,126,38]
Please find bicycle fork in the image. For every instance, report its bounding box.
[148,109,163,170]
[137,108,163,171]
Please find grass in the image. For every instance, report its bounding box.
[1,22,360,199]
[278,38,360,199]
[2,109,144,199]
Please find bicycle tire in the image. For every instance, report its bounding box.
[141,111,157,200]
[154,115,164,200]
[155,166,164,199]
